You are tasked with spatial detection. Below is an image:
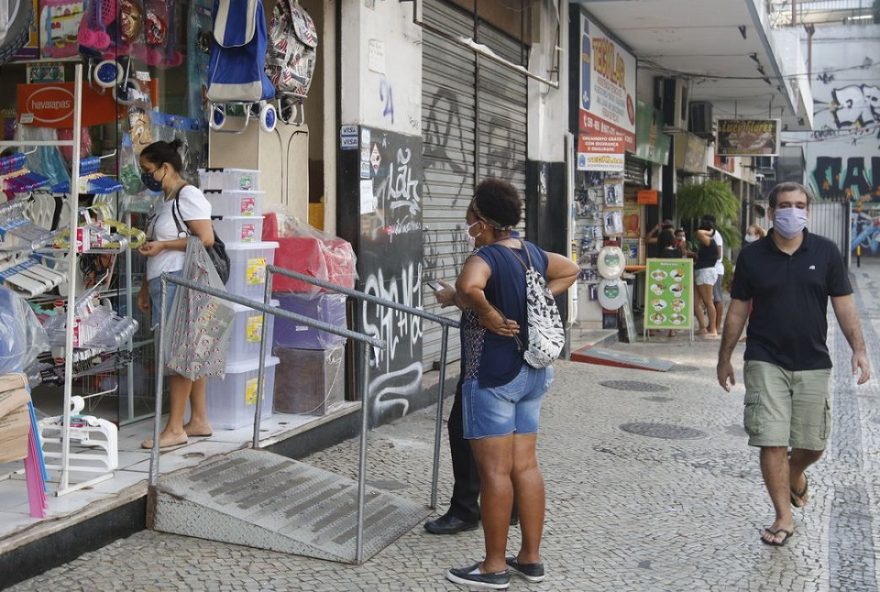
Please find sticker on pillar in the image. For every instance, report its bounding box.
[360,179,375,214]
[246,258,267,285]
[246,315,263,342]
[370,143,382,172]
[361,128,371,147]
[360,161,371,179]
[340,125,358,151]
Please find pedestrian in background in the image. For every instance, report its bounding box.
[717,181,871,546]
[702,214,726,333]
[442,178,578,590]
[744,224,767,244]
[694,220,720,338]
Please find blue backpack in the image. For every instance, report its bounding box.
[206,0,275,103]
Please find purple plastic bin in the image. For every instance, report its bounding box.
[273,293,347,350]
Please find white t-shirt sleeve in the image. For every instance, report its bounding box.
[177,185,212,222]
[714,231,725,275]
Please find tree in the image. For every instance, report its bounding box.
[675,180,741,249]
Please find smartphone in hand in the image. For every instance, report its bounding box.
[427,280,444,292]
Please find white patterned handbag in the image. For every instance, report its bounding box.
[508,242,565,369]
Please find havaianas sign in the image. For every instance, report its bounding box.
[16,81,160,128]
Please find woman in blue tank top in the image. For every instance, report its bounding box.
[443,179,579,589]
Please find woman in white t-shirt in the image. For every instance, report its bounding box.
[136,140,214,449]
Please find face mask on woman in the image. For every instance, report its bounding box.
[773,207,808,239]
[141,166,166,193]
[744,233,758,243]
[466,220,482,249]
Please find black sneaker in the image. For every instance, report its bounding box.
[446,562,510,590]
[506,556,545,583]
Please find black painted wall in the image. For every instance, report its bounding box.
[337,127,430,427]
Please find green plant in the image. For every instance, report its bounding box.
[675,180,741,249]
[722,255,733,292]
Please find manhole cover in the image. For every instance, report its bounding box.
[667,364,699,373]
[600,380,669,392]
[619,422,707,440]
[641,396,673,403]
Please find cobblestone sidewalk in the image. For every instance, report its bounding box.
[8,268,880,592]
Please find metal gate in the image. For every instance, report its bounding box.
[421,0,527,365]
[808,201,852,267]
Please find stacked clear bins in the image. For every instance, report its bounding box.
[199,168,279,429]
[267,217,356,416]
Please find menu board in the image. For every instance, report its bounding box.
[644,259,693,330]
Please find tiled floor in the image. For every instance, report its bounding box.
[0,402,360,549]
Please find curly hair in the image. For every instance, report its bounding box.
[470,178,522,230]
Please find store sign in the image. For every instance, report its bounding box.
[16,82,159,128]
[716,119,780,156]
[644,259,693,331]
[577,152,625,173]
[634,100,671,166]
[577,12,637,171]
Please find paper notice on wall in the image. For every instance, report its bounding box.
[368,40,386,74]
[360,179,375,214]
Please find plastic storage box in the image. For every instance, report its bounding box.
[206,190,264,218]
[273,293,347,350]
[225,241,278,298]
[198,168,260,191]
[214,216,264,244]
[227,300,278,359]
[273,347,344,415]
[206,356,279,429]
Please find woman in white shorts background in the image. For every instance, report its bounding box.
[693,221,720,337]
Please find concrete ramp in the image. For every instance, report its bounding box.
[151,449,429,563]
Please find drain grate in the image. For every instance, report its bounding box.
[667,364,699,373]
[600,380,669,392]
[619,422,707,440]
[641,396,673,403]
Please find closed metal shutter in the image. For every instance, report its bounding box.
[421,0,527,366]
[476,24,527,197]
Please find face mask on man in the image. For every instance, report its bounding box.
[773,207,808,239]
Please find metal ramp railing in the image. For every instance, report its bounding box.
[147,261,459,563]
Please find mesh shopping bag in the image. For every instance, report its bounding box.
[164,237,235,380]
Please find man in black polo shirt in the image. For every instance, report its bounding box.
[716,181,871,547]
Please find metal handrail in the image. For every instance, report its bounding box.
[148,270,385,564]
[265,265,459,517]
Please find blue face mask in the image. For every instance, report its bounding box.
[141,167,165,193]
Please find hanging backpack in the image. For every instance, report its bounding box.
[265,0,317,100]
[206,0,275,103]
[508,242,565,369]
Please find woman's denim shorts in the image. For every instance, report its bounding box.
[462,364,554,439]
[148,270,182,329]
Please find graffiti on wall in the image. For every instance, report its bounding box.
[358,128,426,424]
[807,50,880,203]
[812,156,880,201]
[852,210,880,255]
